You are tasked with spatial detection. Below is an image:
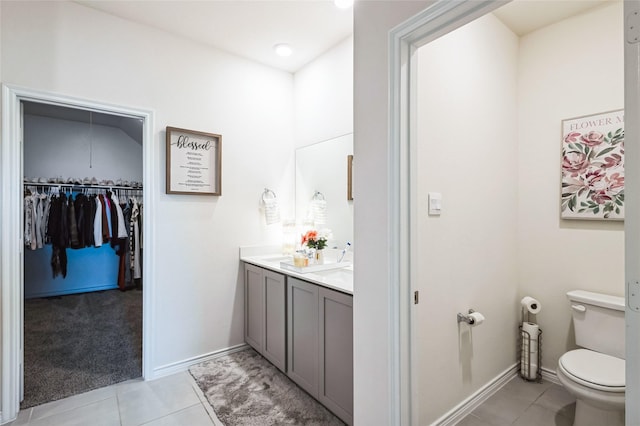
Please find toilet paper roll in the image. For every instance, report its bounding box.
[468,311,485,326]
[521,322,539,352]
[521,322,539,380]
[521,296,541,314]
[521,359,538,380]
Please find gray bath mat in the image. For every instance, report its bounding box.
[189,347,344,425]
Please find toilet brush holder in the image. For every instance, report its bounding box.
[519,323,542,382]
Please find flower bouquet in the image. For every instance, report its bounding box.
[300,229,329,264]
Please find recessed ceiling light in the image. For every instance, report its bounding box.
[274,43,293,57]
[334,0,353,9]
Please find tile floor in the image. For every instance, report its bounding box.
[8,371,573,426]
[8,371,223,426]
[457,377,576,426]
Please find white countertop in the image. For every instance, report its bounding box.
[240,248,353,295]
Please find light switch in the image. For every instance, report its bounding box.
[428,192,442,216]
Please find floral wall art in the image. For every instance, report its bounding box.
[561,109,624,220]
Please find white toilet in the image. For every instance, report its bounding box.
[557,290,625,426]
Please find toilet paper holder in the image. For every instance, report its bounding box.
[457,309,477,325]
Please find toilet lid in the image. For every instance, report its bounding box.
[559,349,625,389]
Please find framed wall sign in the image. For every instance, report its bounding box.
[166,126,222,195]
[560,109,624,220]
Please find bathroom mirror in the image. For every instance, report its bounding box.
[295,134,353,247]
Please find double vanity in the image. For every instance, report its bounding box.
[240,248,353,425]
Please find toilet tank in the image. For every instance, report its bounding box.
[567,290,625,359]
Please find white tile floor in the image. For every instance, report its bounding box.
[457,377,576,426]
[9,371,573,426]
[9,371,223,426]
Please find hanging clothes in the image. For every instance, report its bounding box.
[111,192,128,239]
[47,193,69,278]
[99,194,111,243]
[130,198,142,280]
[94,195,103,248]
[68,195,81,249]
[38,193,50,248]
[23,182,142,283]
[24,193,34,249]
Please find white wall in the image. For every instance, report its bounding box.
[415,13,519,424]
[1,1,295,372]
[517,2,624,370]
[294,36,353,148]
[23,115,143,182]
[353,2,432,424]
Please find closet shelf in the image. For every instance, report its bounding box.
[24,182,143,191]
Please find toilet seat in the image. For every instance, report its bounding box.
[559,349,625,392]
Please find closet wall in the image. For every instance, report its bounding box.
[23,111,142,298]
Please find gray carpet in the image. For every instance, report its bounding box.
[189,348,345,426]
[22,289,142,409]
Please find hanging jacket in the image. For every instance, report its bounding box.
[68,195,81,249]
[47,194,69,278]
[94,195,103,247]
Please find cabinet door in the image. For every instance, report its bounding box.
[287,277,319,398]
[263,270,286,372]
[319,287,353,425]
[244,264,264,352]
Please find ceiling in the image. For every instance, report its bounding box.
[73,0,614,74]
[493,0,613,36]
[75,0,353,74]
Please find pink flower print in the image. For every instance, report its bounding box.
[606,173,624,193]
[601,153,622,169]
[580,131,605,147]
[591,190,612,205]
[564,132,581,143]
[585,169,605,183]
[562,152,590,177]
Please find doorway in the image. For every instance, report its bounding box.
[21,101,144,408]
[1,84,156,423]
[386,1,639,425]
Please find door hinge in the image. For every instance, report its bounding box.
[414,291,419,305]
[628,281,640,312]
[626,10,640,44]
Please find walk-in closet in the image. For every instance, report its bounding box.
[21,101,143,408]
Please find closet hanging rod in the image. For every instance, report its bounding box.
[23,182,143,191]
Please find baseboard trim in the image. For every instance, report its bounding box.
[433,363,519,426]
[541,366,560,385]
[152,343,249,379]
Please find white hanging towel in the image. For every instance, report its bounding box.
[311,191,327,225]
[262,189,281,225]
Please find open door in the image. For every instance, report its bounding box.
[624,1,640,424]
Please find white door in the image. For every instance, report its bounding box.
[624,1,640,424]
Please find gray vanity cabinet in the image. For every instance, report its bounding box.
[288,277,353,425]
[287,277,320,396]
[319,287,353,425]
[244,263,287,372]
